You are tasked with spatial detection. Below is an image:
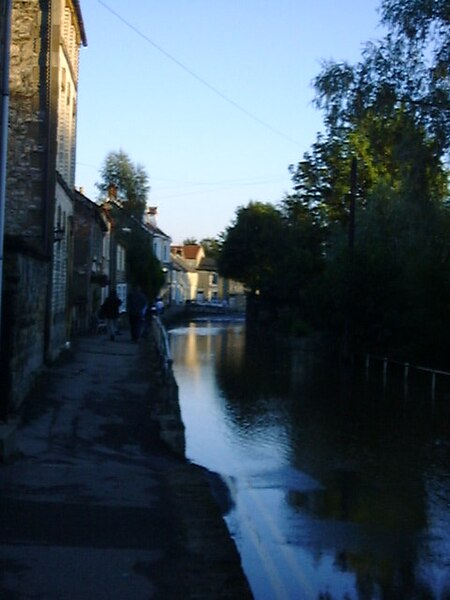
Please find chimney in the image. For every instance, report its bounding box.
[107,184,118,201]
[146,206,158,227]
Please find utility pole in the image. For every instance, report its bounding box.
[0,0,12,357]
[348,156,357,252]
[342,156,357,363]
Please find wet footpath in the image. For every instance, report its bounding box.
[0,329,253,599]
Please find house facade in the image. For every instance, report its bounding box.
[101,207,127,311]
[1,0,86,415]
[50,1,86,356]
[144,207,172,302]
[170,243,246,309]
[170,244,204,303]
[71,189,108,334]
[170,250,197,304]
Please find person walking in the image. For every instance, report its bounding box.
[100,289,122,341]
[127,285,148,342]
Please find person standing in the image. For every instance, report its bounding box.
[155,297,164,316]
[127,285,148,342]
[100,289,122,341]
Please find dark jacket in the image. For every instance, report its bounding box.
[127,289,148,318]
[101,293,122,319]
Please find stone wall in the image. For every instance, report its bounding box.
[0,1,51,418]
[2,249,49,413]
[7,0,49,248]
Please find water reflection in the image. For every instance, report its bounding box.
[169,320,450,600]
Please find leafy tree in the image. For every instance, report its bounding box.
[97,151,163,301]
[120,223,164,302]
[286,0,450,359]
[381,0,450,82]
[218,200,326,329]
[96,149,150,219]
[218,202,285,297]
[182,237,198,245]
[380,0,450,152]
[200,237,221,259]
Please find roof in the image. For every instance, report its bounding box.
[171,253,196,273]
[73,188,108,232]
[197,257,217,272]
[73,0,88,46]
[145,221,171,241]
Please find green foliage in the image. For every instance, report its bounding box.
[106,203,164,303]
[200,237,222,259]
[279,195,326,307]
[98,151,163,301]
[288,133,355,227]
[381,0,450,81]
[285,0,450,360]
[96,149,150,219]
[218,1,450,364]
[218,202,286,296]
[122,225,164,302]
[218,199,325,320]
[182,237,198,245]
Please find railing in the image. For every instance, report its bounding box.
[363,353,450,402]
[151,315,173,375]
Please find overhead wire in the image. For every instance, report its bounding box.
[96,0,302,148]
[76,160,289,194]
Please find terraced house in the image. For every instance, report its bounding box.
[1,0,86,418]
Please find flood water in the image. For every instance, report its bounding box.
[168,319,450,600]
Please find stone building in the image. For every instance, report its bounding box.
[1,0,86,416]
[170,244,246,309]
[144,207,172,302]
[101,205,128,312]
[71,189,108,334]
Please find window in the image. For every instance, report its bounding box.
[63,8,71,43]
[116,245,125,272]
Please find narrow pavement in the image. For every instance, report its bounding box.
[0,330,252,599]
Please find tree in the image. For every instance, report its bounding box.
[380,0,450,152]
[182,237,198,245]
[120,223,164,302]
[218,202,285,298]
[97,151,163,301]
[381,0,450,81]
[96,150,150,219]
[286,1,450,358]
[200,237,221,259]
[280,193,326,308]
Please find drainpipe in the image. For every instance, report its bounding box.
[0,0,12,345]
[43,3,59,362]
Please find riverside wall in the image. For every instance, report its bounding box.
[145,318,254,598]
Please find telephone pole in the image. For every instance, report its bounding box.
[348,156,357,252]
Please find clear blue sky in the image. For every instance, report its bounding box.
[75,0,384,244]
